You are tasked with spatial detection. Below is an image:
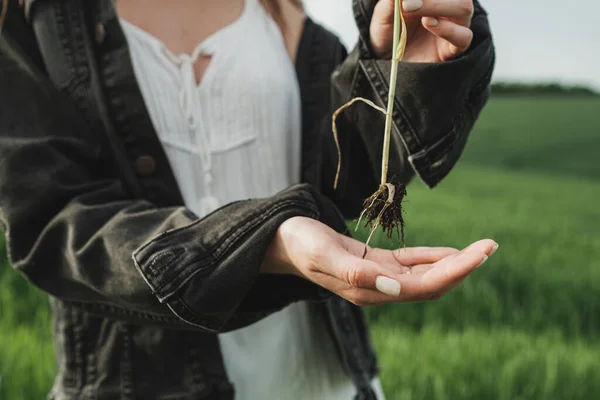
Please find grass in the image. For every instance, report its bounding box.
[372,327,600,400]
[1,95,599,399]
[362,166,600,340]
[458,96,600,180]
[0,237,55,399]
[360,96,600,399]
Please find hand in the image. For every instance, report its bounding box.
[262,216,498,306]
[369,0,475,62]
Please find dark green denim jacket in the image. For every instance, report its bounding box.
[0,0,495,398]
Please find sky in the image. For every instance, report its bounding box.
[304,1,600,91]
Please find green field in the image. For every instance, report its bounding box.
[2,96,600,399]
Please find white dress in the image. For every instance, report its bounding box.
[120,1,385,398]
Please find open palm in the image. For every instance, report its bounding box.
[266,216,498,307]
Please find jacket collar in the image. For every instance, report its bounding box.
[28,0,345,201]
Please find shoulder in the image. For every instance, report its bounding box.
[277,0,347,64]
[304,17,346,55]
[297,16,348,73]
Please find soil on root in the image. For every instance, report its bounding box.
[359,181,407,258]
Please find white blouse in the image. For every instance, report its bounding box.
[120,0,385,398]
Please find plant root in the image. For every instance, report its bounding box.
[356,181,407,258]
[331,97,387,190]
[331,0,410,259]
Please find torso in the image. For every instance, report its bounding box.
[118,1,373,399]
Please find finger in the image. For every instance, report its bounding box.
[338,246,485,306]
[424,245,491,297]
[461,239,498,256]
[362,247,416,276]
[404,239,498,275]
[320,247,402,297]
[422,17,473,57]
[313,272,399,306]
[393,240,497,274]
[394,246,459,266]
[403,0,474,26]
[398,249,487,301]
[373,0,395,27]
[340,234,373,258]
[424,249,488,291]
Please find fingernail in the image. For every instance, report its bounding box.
[402,0,423,12]
[423,17,439,27]
[477,255,489,268]
[489,243,499,257]
[375,276,401,296]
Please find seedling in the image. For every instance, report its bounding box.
[332,0,408,258]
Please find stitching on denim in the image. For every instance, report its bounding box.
[61,306,79,388]
[53,1,89,90]
[178,296,219,330]
[73,309,85,391]
[120,324,134,400]
[357,59,421,155]
[370,60,422,150]
[133,190,317,258]
[84,349,98,400]
[166,297,219,332]
[66,301,185,325]
[133,200,246,256]
[152,199,319,299]
[174,294,275,332]
[147,248,185,278]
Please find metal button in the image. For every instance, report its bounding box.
[95,23,106,44]
[134,155,156,177]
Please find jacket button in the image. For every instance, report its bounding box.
[135,155,156,177]
[95,23,106,44]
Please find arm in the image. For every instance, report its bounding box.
[0,32,339,333]
[1,4,497,334]
[324,0,495,218]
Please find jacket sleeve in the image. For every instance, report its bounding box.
[0,34,338,333]
[324,0,495,218]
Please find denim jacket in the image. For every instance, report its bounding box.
[0,0,495,398]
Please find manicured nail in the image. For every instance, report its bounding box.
[477,255,489,268]
[489,243,499,257]
[402,0,423,12]
[376,276,401,296]
[423,17,439,27]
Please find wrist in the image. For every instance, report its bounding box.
[261,218,299,276]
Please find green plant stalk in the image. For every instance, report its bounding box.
[331,2,407,191]
[380,0,405,186]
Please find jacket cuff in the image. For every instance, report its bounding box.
[346,0,495,188]
[131,184,337,332]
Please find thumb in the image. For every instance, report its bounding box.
[370,0,395,58]
[370,0,420,58]
[372,0,395,27]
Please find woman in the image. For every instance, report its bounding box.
[0,0,496,399]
